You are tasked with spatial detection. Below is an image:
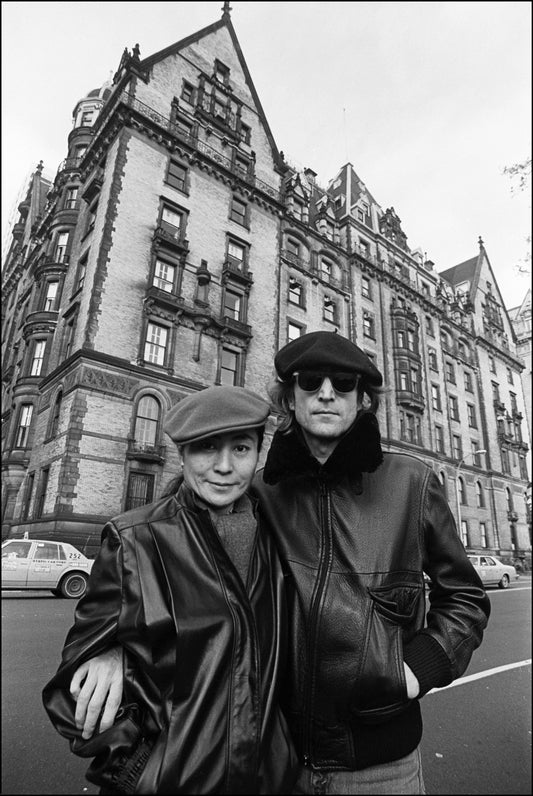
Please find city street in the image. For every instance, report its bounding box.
[2,579,531,795]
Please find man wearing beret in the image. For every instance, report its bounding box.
[42,386,298,794]
[56,331,490,794]
[252,330,490,794]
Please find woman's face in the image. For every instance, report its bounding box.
[181,430,260,513]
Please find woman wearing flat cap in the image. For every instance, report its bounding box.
[43,385,298,795]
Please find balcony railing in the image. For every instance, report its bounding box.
[126,439,166,463]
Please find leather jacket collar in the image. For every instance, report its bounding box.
[262,410,383,486]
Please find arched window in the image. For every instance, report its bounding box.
[458,476,467,505]
[476,481,485,508]
[134,396,161,450]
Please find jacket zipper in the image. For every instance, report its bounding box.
[303,476,333,767]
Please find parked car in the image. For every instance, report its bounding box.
[467,554,519,589]
[1,538,94,598]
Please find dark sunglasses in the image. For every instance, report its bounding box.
[293,371,359,393]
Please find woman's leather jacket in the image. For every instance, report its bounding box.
[252,411,491,771]
[42,483,298,794]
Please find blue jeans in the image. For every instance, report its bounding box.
[292,747,426,794]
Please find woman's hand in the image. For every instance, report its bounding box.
[70,646,123,739]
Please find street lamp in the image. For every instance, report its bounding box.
[455,449,487,543]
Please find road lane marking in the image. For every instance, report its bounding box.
[428,659,532,694]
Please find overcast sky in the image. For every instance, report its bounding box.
[2,1,531,309]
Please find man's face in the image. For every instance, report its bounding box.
[181,430,259,513]
[289,372,360,445]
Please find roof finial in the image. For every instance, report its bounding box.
[478,235,484,249]
[222,1,232,19]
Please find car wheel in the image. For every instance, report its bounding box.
[498,574,510,589]
[59,572,88,599]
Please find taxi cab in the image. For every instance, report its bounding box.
[1,538,94,598]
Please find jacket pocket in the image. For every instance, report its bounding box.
[74,703,154,794]
[351,583,422,724]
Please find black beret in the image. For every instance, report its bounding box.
[275,331,383,386]
[164,385,270,445]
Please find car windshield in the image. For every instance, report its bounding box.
[2,541,31,559]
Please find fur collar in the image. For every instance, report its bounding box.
[262,410,384,485]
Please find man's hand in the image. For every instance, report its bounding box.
[403,662,420,699]
[70,646,123,739]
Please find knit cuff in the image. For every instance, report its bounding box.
[403,632,452,696]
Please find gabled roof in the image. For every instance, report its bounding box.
[137,12,283,168]
[439,256,478,287]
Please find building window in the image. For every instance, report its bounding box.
[80,110,94,126]
[64,186,78,209]
[134,396,161,449]
[361,277,371,299]
[476,481,485,508]
[49,392,62,439]
[458,476,467,505]
[181,80,195,104]
[223,287,243,321]
[439,470,448,497]
[460,520,469,547]
[399,371,409,391]
[125,472,155,511]
[501,447,511,474]
[35,467,50,519]
[43,281,59,312]
[234,153,250,179]
[144,322,168,367]
[431,384,441,411]
[286,238,300,258]
[410,367,419,394]
[435,424,444,453]
[230,196,247,226]
[86,200,98,234]
[320,259,332,282]
[396,330,405,348]
[239,122,251,145]
[324,297,336,324]
[407,329,417,353]
[363,312,375,338]
[21,473,35,521]
[220,347,239,385]
[452,434,462,459]
[161,205,183,237]
[153,259,176,293]
[288,321,303,342]
[519,456,528,480]
[489,354,496,373]
[480,522,488,548]
[445,361,455,383]
[75,253,88,292]
[428,348,438,370]
[491,381,500,402]
[165,160,188,192]
[464,371,473,392]
[289,277,304,306]
[55,232,69,263]
[30,339,47,376]
[426,316,434,336]
[226,239,247,271]
[507,367,514,384]
[449,395,459,422]
[292,198,304,220]
[14,404,33,448]
[400,411,421,445]
[467,404,477,428]
[214,59,230,85]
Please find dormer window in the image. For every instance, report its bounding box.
[181,81,195,104]
[214,60,230,86]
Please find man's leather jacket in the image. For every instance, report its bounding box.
[252,411,491,771]
[42,483,298,794]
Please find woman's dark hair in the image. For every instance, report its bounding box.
[267,372,386,434]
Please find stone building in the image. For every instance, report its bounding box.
[2,6,530,562]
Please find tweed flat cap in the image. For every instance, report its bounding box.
[164,386,270,445]
[275,331,383,386]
